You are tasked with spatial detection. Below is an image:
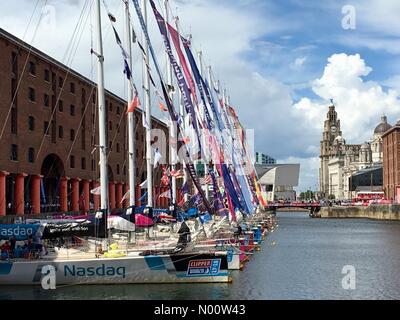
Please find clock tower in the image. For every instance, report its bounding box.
[319,104,343,196]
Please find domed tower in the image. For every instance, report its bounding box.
[371,115,392,163]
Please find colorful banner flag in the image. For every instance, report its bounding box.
[140,180,147,189]
[149,0,202,151]
[90,186,101,195]
[159,189,171,198]
[127,94,140,114]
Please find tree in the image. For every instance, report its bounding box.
[299,190,314,200]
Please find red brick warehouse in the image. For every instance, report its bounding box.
[382,122,400,201]
[0,28,175,216]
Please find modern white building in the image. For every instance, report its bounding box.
[256,164,300,201]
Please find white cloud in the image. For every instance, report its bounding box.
[302,53,400,143]
[1,1,400,193]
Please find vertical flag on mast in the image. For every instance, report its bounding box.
[127,94,140,114]
[149,0,203,151]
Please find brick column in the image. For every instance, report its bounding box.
[92,181,100,211]
[109,182,116,210]
[71,178,81,212]
[135,184,141,206]
[30,175,42,215]
[0,171,9,216]
[14,173,27,215]
[82,180,90,213]
[123,184,129,208]
[116,182,123,209]
[60,177,69,212]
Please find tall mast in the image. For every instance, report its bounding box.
[142,0,153,208]
[124,0,135,208]
[164,0,177,206]
[94,0,109,217]
[197,50,209,201]
[207,65,218,174]
[175,16,189,202]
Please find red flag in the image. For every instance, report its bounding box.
[179,136,190,144]
[178,197,185,206]
[126,94,140,114]
[159,102,168,112]
[203,174,212,185]
[161,168,170,186]
[171,169,184,179]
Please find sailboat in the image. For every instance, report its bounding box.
[108,0,272,270]
[0,0,230,285]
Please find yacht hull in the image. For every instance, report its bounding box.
[0,253,230,285]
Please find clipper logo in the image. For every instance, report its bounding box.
[187,259,221,276]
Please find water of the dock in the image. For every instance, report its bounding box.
[1,211,400,300]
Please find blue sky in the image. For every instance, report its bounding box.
[1,0,400,192]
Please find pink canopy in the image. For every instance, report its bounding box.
[135,214,154,227]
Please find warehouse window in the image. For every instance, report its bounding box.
[28,148,35,163]
[10,144,18,161]
[28,116,35,131]
[81,88,86,105]
[11,108,17,134]
[70,129,75,141]
[44,94,49,107]
[43,121,49,135]
[58,126,63,139]
[70,104,75,116]
[44,69,50,82]
[81,157,86,170]
[70,82,75,94]
[11,52,17,75]
[28,87,36,102]
[58,100,63,112]
[70,155,75,169]
[28,61,36,76]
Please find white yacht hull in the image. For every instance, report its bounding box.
[0,253,230,285]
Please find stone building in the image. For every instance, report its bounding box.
[319,104,389,199]
[0,28,172,216]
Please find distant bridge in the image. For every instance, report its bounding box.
[267,203,321,217]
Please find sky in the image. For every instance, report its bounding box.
[1,0,400,192]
